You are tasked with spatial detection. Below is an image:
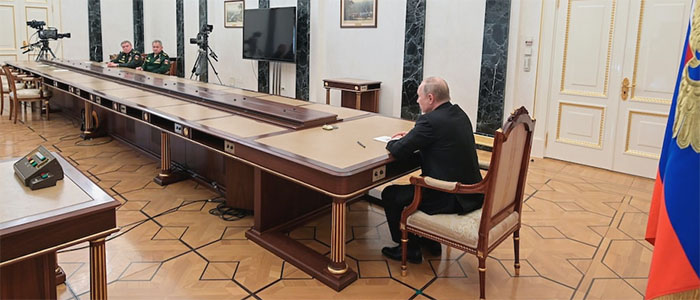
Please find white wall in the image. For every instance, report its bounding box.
[100,0,133,61]
[144,0,176,58]
[423,0,486,128]
[504,0,547,157]
[54,0,535,134]
[311,0,407,116]
[205,0,259,89]
[58,0,89,60]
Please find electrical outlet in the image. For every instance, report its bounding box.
[119,104,127,114]
[174,123,183,134]
[372,166,386,182]
[95,96,101,104]
[224,140,235,154]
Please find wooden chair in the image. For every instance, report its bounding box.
[2,66,51,124]
[399,107,535,300]
[168,57,178,76]
[0,66,27,119]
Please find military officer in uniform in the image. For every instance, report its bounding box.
[107,40,142,68]
[137,40,171,74]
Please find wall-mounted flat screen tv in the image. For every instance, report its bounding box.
[243,7,296,63]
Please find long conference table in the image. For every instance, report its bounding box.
[7,59,419,291]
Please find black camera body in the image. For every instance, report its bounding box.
[27,20,46,29]
[26,19,71,41]
[189,24,213,48]
[38,28,71,40]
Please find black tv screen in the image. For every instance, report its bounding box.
[243,7,296,63]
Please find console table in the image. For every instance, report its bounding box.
[323,78,381,113]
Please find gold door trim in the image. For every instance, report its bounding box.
[624,110,666,159]
[560,0,616,98]
[24,5,49,49]
[630,0,672,105]
[555,101,606,149]
[0,54,18,61]
[0,4,17,51]
[532,0,547,116]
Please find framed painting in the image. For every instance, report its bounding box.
[341,0,377,28]
[224,0,244,28]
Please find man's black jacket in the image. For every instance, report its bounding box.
[386,102,484,214]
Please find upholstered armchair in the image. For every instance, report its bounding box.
[399,107,535,300]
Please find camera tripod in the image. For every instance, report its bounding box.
[190,45,223,84]
[22,39,56,61]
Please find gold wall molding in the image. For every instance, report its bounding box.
[560,0,616,98]
[555,101,606,149]
[624,110,666,159]
[630,0,673,105]
[0,54,18,61]
[24,5,49,46]
[0,4,17,51]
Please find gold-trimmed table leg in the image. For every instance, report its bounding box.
[327,199,348,274]
[80,102,95,139]
[154,132,187,185]
[89,238,107,300]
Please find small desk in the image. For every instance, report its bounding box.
[0,154,119,300]
[323,78,381,113]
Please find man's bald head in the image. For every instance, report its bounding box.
[416,77,451,114]
[421,77,450,103]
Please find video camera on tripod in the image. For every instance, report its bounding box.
[22,20,71,61]
[27,20,71,40]
[190,24,213,49]
[189,24,222,84]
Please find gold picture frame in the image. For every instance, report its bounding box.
[341,0,377,28]
[224,0,244,28]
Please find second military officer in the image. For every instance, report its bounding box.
[137,40,171,75]
[107,40,142,68]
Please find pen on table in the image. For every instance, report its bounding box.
[356,141,366,148]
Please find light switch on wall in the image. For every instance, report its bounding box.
[523,36,534,72]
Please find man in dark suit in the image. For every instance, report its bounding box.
[381,77,484,264]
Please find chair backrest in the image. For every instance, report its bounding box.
[0,66,5,94]
[478,107,535,237]
[1,66,18,95]
[168,57,178,76]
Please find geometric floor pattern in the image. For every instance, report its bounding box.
[0,106,652,299]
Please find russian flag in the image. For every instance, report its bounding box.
[644,4,700,299]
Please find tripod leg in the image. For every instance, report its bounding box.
[207,56,223,85]
[48,47,56,59]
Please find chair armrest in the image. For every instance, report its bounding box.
[410,176,487,194]
[399,175,488,228]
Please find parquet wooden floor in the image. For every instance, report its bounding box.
[1,106,653,299]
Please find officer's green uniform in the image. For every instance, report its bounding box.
[110,50,143,68]
[142,52,171,74]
